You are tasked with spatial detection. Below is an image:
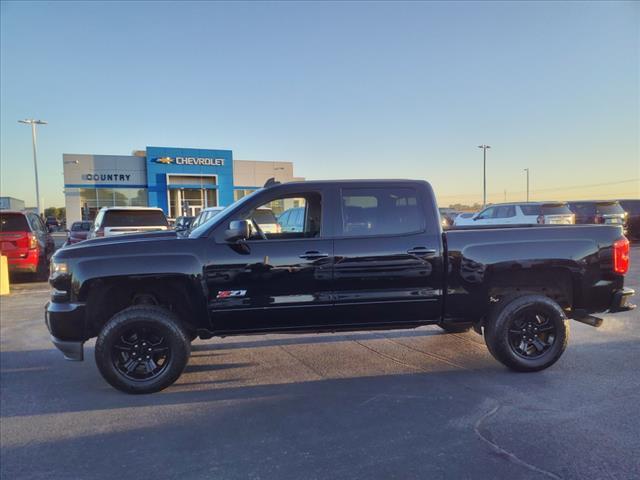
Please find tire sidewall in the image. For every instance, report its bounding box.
[95,306,190,394]
[485,294,569,372]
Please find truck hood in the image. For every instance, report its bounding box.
[57,230,182,257]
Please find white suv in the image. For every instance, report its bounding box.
[454,202,575,227]
[88,207,169,238]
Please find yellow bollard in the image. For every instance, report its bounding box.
[0,255,9,295]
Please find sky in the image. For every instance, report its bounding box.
[1,0,638,208]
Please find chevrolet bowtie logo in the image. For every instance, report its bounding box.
[155,157,174,164]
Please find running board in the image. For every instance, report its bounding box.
[571,312,603,328]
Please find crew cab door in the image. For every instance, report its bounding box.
[331,183,444,326]
[205,187,333,332]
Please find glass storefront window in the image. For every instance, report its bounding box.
[79,188,148,220]
[234,189,257,201]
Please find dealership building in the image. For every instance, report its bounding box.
[63,146,302,225]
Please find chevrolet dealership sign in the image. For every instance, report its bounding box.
[154,156,225,166]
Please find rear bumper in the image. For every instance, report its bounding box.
[3,250,39,272]
[45,301,86,361]
[609,288,636,313]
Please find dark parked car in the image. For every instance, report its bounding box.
[0,210,55,279]
[65,221,93,246]
[568,200,628,234]
[47,180,634,394]
[618,199,640,240]
[45,216,60,232]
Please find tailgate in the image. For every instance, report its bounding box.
[0,232,28,255]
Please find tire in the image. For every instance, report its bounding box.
[484,294,569,372]
[438,323,473,334]
[94,305,191,394]
[33,255,49,282]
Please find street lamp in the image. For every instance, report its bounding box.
[524,168,530,202]
[477,144,491,207]
[18,119,47,215]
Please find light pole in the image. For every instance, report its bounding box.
[477,144,491,207]
[18,119,47,215]
[524,168,530,202]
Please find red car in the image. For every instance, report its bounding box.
[0,211,55,279]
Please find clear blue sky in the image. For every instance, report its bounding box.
[1,1,638,207]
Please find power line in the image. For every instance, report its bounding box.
[436,178,639,199]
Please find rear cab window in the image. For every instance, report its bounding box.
[102,210,169,227]
[0,213,30,232]
[339,187,424,236]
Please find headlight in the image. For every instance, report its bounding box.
[51,261,68,275]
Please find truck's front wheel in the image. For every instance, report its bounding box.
[95,305,191,394]
[484,294,569,372]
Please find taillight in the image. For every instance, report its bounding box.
[595,214,604,224]
[613,237,630,274]
[27,232,38,250]
[537,215,545,224]
[275,224,282,234]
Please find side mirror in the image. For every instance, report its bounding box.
[225,220,251,242]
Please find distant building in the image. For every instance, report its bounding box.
[62,146,303,224]
[0,197,26,211]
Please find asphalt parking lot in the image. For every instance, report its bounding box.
[1,247,638,480]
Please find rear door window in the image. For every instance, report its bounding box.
[0,213,29,232]
[340,187,423,236]
[102,210,168,227]
[494,206,516,218]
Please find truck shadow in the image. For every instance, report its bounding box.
[1,335,638,420]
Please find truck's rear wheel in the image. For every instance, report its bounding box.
[95,305,191,394]
[484,294,569,372]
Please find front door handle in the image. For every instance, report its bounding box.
[407,247,437,256]
[299,251,329,260]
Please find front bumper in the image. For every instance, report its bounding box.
[609,288,636,313]
[45,301,86,361]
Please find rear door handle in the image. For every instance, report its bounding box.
[299,251,329,260]
[407,247,437,256]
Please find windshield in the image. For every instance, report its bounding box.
[189,189,264,238]
[71,222,92,231]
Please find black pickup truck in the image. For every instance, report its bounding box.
[47,180,635,394]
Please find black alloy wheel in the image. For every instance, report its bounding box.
[507,309,557,359]
[111,323,171,382]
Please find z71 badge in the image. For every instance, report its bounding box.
[216,290,247,299]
